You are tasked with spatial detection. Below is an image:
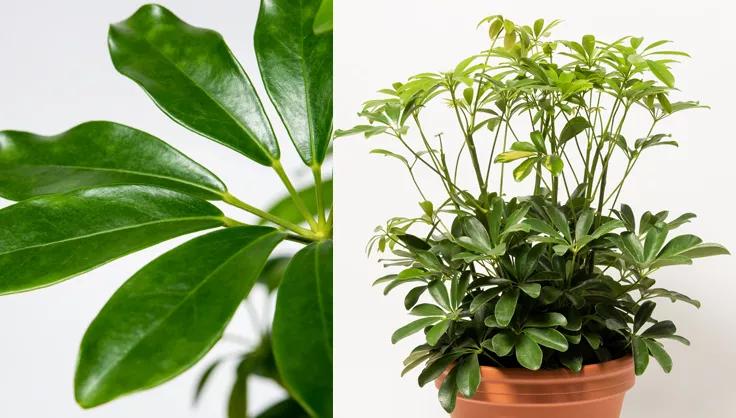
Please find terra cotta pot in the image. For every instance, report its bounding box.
[436,356,635,418]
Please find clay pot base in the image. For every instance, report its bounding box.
[440,357,635,418]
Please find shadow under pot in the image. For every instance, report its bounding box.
[436,356,635,418]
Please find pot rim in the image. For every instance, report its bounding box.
[475,355,632,381]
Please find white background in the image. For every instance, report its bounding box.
[335,1,736,417]
[0,1,315,417]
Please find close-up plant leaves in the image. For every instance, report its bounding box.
[0,1,333,417]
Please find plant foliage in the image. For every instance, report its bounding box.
[339,15,727,412]
[0,2,333,417]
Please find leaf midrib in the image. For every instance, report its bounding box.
[0,216,223,257]
[79,230,283,398]
[2,163,223,197]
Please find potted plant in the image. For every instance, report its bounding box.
[338,15,728,418]
[0,1,333,417]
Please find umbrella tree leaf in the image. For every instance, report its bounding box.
[273,241,333,418]
[0,185,225,295]
[255,0,333,165]
[75,226,284,407]
[0,121,226,201]
[108,4,279,165]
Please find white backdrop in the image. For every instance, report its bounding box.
[335,1,736,417]
[0,1,315,417]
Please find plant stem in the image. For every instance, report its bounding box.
[271,159,320,231]
[222,192,319,240]
[312,164,327,228]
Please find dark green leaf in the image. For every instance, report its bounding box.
[255,0,333,165]
[109,5,279,165]
[438,367,458,413]
[273,241,332,418]
[632,336,650,375]
[75,226,283,407]
[489,331,515,356]
[559,116,590,143]
[634,301,656,333]
[515,334,542,370]
[426,320,450,346]
[525,312,567,328]
[228,359,250,418]
[456,354,481,398]
[645,339,672,373]
[0,122,226,201]
[523,328,568,352]
[418,353,461,386]
[0,185,224,295]
[257,256,291,292]
[641,320,676,338]
[495,288,520,327]
[391,318,438,344]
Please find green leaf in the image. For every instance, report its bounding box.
[312,0,333,34]
[632,336,650,375]
[260,179,333,226]
[525,312,567,328]
[273,241,333,418]
[645,339,673,373]
[515,334,542,370]
[428,280,451,309]
[0,185,224,295]
[418,353,461,386]
[438,367,458,413]
[560,352,583,372]
[470,288,502,313]
[543,155,563,176]
[426,320,451,346]
[641,320,676,338]
[0,122,225,201]
[646,60,675,88]
[255,0,333,165]
[109,5,279,165]
[658,234,729,260]
[410,304,446,317]
[495,288,520,327]
[519,283,541,298]
[457,354,481,398]
[495,150,536,163]
[523,328,569,352]
[255,398,310,418]
[75,226,283,407]
[392,318,438,344]
[634,301,656,333]
[559,116,590,143]
[513,158,537,181]
[575,210,594,239]
[490,331,515,356]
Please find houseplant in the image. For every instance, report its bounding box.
[0,1,332,417]
[338,15,728,418]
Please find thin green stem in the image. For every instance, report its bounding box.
[271,159,320,231]
[312,164,327,228]
[222,192,319,240]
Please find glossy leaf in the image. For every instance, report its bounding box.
[495,288,520,327]
[523,327,569,352]
[559,116,590,143]
[313,0,333,34]
[109,5,279,165]
[457,354,481,398]
[632,336,650,375]
[515,334,542,370]
[645,339,673,373]
[438,367,458,413]
[0,185,224,295]
[273,241,333,418]
[75,226,284,407]
[0,122,225,201]
[255,0,333,165]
